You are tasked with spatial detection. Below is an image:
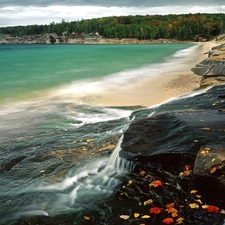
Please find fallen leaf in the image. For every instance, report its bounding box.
[185,165,191,171]
[165,207,178,217]
[210,167,217,174]
[206,205,219,213]
[84,216,91,221]
[141,215,151,218]
[119,215,129,220]
[200,150,207,154]
[86,138,93,143]
[134,213,140,218]
[165,203,175,209]
[149,207,163,214]
[140,170,146,175]
[202,204,209,209]
[127,180,133,186]
[144,199,153,206]
[149,180,163,188]
[189,203,199,209]
[162,217,174,224]
[195,199,203,204]
[212,158,216,162]
[201,128,211,131]
[176,217,184,224]
[220,209,225,214]
[190,190,198,194]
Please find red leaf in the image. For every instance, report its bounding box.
[185,165,191,171]
[162,217,174,224]
[206,205,219,213]
[149,207,163,214]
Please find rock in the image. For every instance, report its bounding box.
[193,144,225,188]
[191,43,225,87]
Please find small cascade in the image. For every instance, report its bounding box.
[18,133,135,218]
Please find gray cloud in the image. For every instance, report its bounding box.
[0,0,224,7]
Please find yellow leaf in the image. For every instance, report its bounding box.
[120,215,129,220]
[134,213,140,218]
[86,138,94,143]
[127,180,133,186]
[202,204,209,209]
[205,147,210,151]
[212,158,216,162]
[84,216,91,221]
[210,167,217,174]
[141,215,151,219]
[176,217,184,224]
[190,190,198,194]
[195,199,203,204]
[189,203,199,209]
[201,128,211,131]
[200,150,206,154]
[196,195,201,198]
[144,199,153,206]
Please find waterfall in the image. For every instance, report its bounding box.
[19,133,135,218]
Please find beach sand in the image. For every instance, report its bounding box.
[91,41,218,108]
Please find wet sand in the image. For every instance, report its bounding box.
[90,41,217,108]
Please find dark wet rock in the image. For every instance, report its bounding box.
[115,84,225,224]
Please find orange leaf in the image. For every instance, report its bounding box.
[162,217,174,224]
[140,170,146,175]
[84,216,91,221]
[149,180,163,188]
[206,205,219,213]
[149,207,163,214]
[165,207,178,217]
[210,167,217,174]
[165,203,175,209]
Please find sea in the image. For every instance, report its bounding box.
[0,43,205,224]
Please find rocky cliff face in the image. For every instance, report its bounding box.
[191,43,225,87]
[0,32,189,45]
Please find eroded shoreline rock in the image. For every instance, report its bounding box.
[191,42,225,87]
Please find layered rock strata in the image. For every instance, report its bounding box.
[191,43,225,87]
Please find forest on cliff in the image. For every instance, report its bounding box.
[1,13,225,41]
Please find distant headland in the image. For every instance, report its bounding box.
[0,13,225,44]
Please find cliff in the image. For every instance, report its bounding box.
[0,32,190,45]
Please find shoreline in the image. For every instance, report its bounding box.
[87,41,217,108]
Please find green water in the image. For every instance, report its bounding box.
[0,44,193,101]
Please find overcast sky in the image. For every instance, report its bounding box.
[0,0,225,27]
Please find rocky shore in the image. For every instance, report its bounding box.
[0,32,190,44]
[191,36,225,87]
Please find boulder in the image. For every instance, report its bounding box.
[193,144,225,188]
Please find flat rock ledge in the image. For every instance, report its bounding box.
[191,42,225,87]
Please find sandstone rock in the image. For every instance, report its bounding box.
[193,145,225,188]
[191,44,225,87]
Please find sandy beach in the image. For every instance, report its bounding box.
[92,41,218,108]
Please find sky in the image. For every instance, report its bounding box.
[0,0,225,27]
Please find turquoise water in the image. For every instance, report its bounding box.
[0,44,194,102]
